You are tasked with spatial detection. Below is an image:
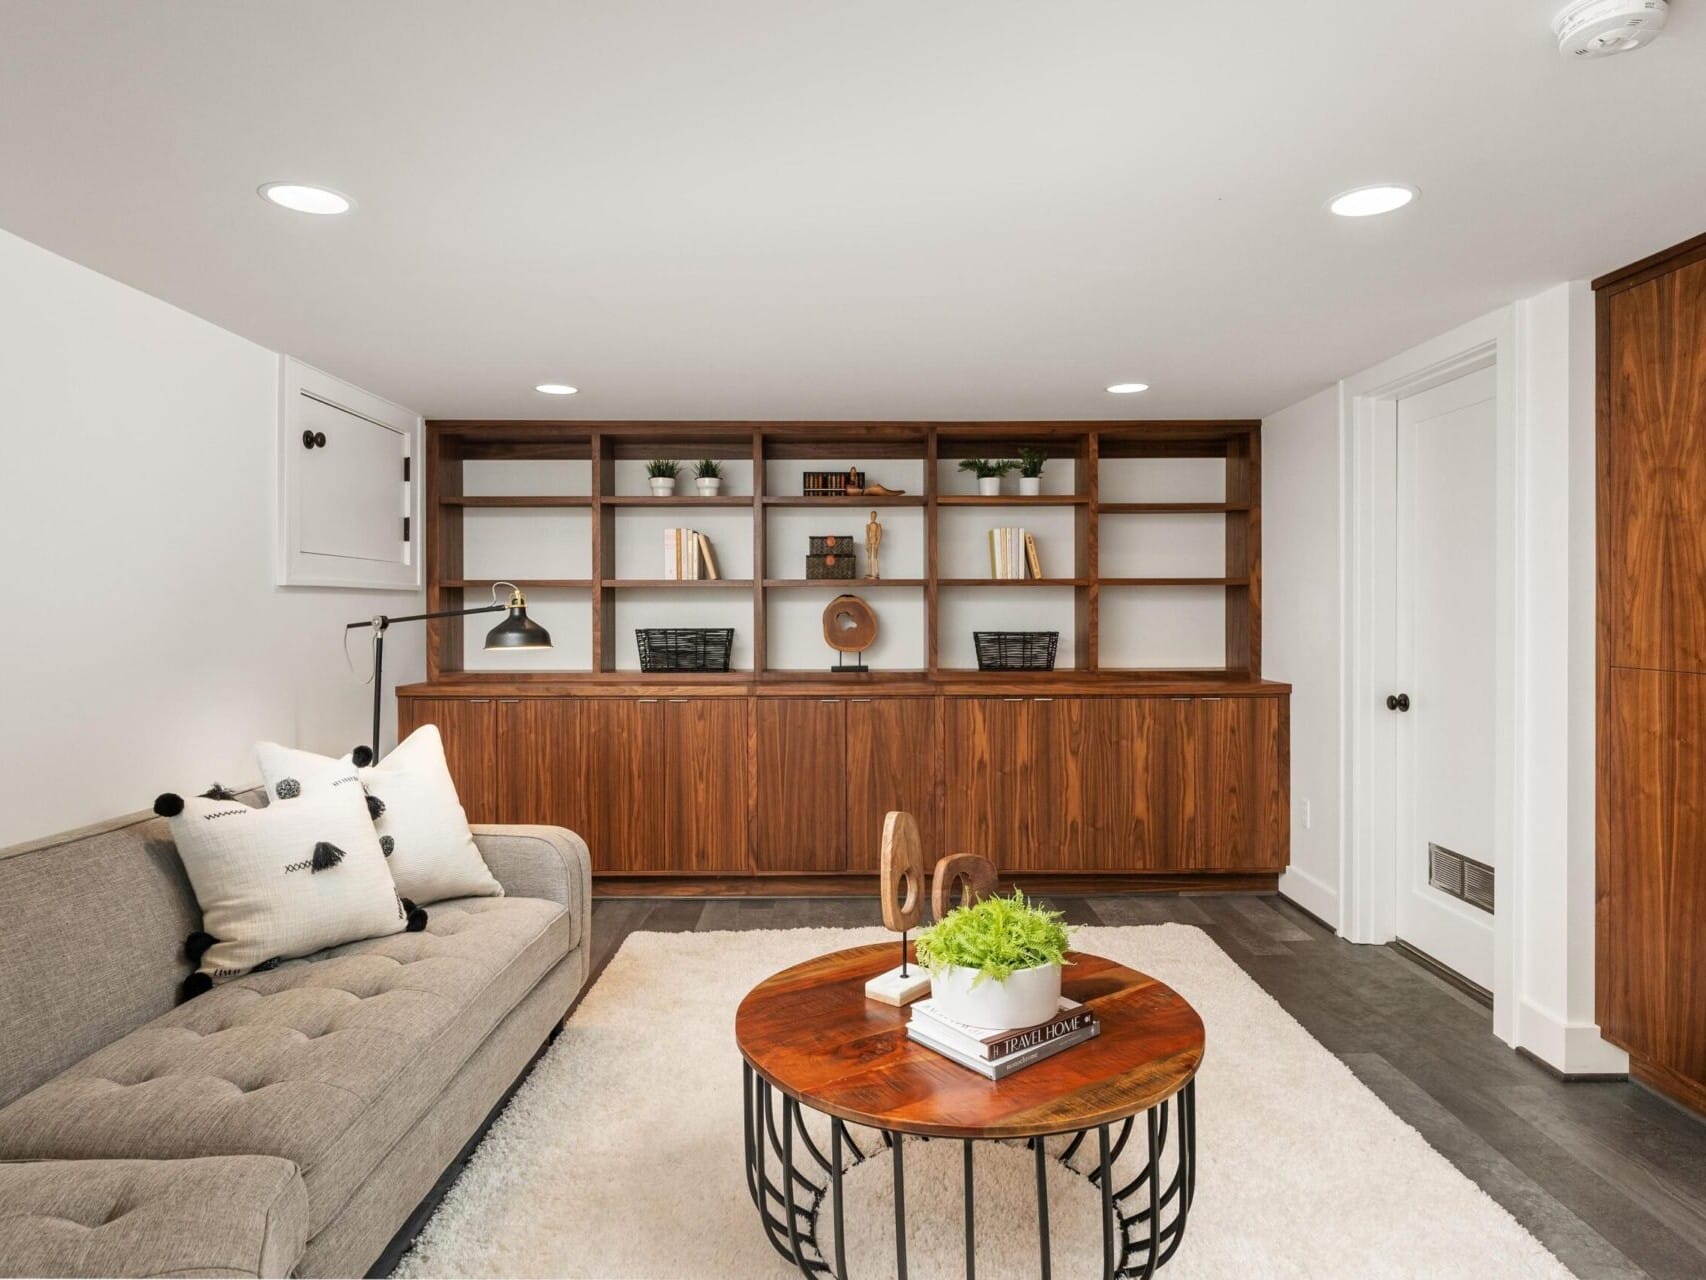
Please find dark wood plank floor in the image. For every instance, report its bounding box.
[586,892,1706,1280]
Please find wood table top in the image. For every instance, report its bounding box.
[734,943,1205,1139]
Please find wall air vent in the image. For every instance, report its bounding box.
[1428,843,1494,914]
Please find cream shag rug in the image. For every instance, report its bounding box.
[397,926,1573,1279]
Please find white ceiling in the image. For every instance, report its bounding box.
[1,1,1703,420]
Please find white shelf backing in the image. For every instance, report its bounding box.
[765,508,925,579]
[1099,513,1228,578]
[462,459,591,497]
[1099,586,1226,669]
[766,588,927,671]
[764,457,925,497]
[612,509,754,580]
[938,586,1079,670]
[1099,457,1224,504]
[461,590,594,672]
[611,457,755,498]
[462,509,591,580]
[937,506,1077,580]
[936,457,1077,499]
[613,589,755,672]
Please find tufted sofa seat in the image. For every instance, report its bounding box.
[0,808,591,1278]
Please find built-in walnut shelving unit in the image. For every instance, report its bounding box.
[421,420,1265,682]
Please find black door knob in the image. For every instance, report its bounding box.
[1386,693,1411,712]
[301,430,327,449]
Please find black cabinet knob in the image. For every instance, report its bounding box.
[301,430,327,449]
[1386,693,1411,712]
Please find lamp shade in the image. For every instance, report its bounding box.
[483,589,552,650]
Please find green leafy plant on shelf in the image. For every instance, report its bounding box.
[914,890,1074,985]
[645,459,681,478]
[1016,447,1048,479]
[956,458,1017,479]
[693,459,723,479]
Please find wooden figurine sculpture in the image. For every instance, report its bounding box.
[864,811,932,1006]
[865,510,882,581]
[931,852,999,921]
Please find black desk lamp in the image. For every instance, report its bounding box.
[346,581,551,761]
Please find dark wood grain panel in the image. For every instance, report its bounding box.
[1082,697,1172,870]
[665,697,751,873]
[752,697,846,871]
[846,696,941,872]
[1016,697,1090,870]
[401,696,499,822]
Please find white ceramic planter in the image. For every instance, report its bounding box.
[696,477,722,496]
[977,476,1003,496]
[1018,476,1042,496]
[929,961,1061,1031]
[650,477,677,496]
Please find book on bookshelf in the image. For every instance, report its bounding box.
[909,997,1095,1061]
[1024,530,1043,579]
[664,528,711,580]
[696,531,720,580]
[907,1017,1099,1079]
[987,527,1030,579]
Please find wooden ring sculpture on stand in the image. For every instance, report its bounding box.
[864,811,930,1006]
[824,594,878,673]
[930,852,999,922]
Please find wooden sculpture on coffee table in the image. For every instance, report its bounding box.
[931,851,999,921]
[863,811,932,1006]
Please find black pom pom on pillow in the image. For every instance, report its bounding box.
[402,897,428,933]
[365,793,386,821]
[380,835,395,857]
[180,971,212,1002]
[184,930,217,964]
[200,783,238,801]
[351,745,375,768]
[153,793,184,818]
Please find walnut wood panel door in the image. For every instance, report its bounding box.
[754,698,847,872]
[943,698,1027,867]
[505,698,667,873]
[1600,667,1706,1080]
[847,697,941,873]
[1082,698,1174,871]
[1015,698,1090,871]
[1605,258,1706,674]
[665,698,750,873]
[400,697,499,822]
[1186,696,1288,871]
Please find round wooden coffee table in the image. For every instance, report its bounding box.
[735,944,1205,1279]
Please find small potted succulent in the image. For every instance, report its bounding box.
[958,458,1016,497]
[914,890,1073,1031]
[646,459,680,497]
[694,458,724,497]
[1016,447,1048,496]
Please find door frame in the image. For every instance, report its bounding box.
[1340,307,1524,1043]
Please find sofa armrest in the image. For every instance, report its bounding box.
[471,825,591,946]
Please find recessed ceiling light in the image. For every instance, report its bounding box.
[1328,184,1418,218]
[535,384,578,396]
[1106,383,1150,394]
[258,183,353,215]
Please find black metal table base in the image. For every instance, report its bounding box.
[742,1063,1197,1279]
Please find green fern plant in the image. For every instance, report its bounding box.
[914,890,1073,985]
[957,458,1016,480]
[645,459,680,479]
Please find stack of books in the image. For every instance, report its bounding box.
[988,528,1044,579]
[663,529,720,580]
[907,997,1099,1079]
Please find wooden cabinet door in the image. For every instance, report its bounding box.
[665,698,751,873]
[846,697,941,872]
[1190,697,1288,870]
[754,698,846,872]
[505,698,667,873]
[942,698,1026,866]
[1013,697,1090,871]
[1083,698,1174,871]
[401,697,499,821]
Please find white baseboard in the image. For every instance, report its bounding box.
[1515,999,1628,1076]
[1277,866,1339,931]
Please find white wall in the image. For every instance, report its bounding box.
[1262,387,1343,925]
[0,229,423,847]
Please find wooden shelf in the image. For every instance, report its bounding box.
[937,578,1092,588]
[1098,502,1249,514]
[440,495,592,508]
[764,578,926,588]
[762,496,925,507]
[442,579,592,589]
[937,495,1090,507]
[1101,577,1249,587]
[602,578,754,588]
[602,495,752,507]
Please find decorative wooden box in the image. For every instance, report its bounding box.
[807,533,857,579]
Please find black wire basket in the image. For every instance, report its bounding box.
[636,628,735,673]
[973,630,1059,672]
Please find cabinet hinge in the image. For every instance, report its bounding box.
[403,516,411,542]
[403,456,412,482]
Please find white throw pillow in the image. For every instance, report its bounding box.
[255,725,503,905]
[154,784,418,991]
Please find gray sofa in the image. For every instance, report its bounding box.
[0,792,591,1278]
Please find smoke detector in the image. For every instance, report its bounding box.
[1553,0,1669,57]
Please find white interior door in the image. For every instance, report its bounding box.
[1391,365,1498,989]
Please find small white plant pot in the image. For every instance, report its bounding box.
[695,477,722,496]
[1018,476,1042,496]
[650,477,677,496]
[977,476,1003,496]
[928,961,1061,1032]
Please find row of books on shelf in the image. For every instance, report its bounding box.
[906,996,1097,1079]
[988,527,1044,580]
[662,528,721,580]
